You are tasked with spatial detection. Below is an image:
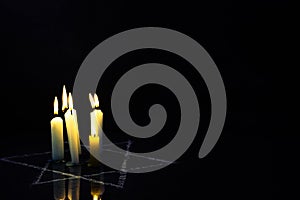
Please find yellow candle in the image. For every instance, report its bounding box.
[50,97,64,161]
[89,134,100,156]
[64,93,79,164]
[69,92,81,154]
[89,122,100,166]
[71,107,81,155]
[63,87,81,154]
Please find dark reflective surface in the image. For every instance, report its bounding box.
[0,0,294,199]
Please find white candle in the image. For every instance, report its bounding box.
[63,87,81,154]
[89,94,101,137]
[50,97,64,161]
[88,93,102,166]
[72,106,81,155]
[89,93,103,137]
[64,93,79,164]
[93,94,103,136]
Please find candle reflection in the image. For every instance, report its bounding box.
[52,163,66,200]
[67,166,81,200]
[51,164,108,200]
[91,181,105,200]
[91,166,105,200]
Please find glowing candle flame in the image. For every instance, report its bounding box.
[89,93,95,109]
[94,93,99,108]
[62,85,68,111]
[68,93,73,110]
[54,96,59,115]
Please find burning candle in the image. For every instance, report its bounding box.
[71,98,82,155]
[62,86,81,154]
[89,93,102,166]
[50,97,64,161]
[64,93,79,164]
[89,93,103,137]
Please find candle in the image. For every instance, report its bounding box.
[89,93,102,166]
[50,97,64,161]
[89,93,97,135]
[64,93,79,164]
[72,100,82,155]
[89,93,103,137]
[62,86,81,154]
[94,94,103,154]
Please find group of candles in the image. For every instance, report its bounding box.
[50,85,103,165]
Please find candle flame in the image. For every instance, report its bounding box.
[94,93,99,108]
[93,195,98,200]
[54,96,59,115]
[89,93,95,109]
[68,92,73,110]
[62,85,68,111]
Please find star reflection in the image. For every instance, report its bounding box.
[52,164,105,200]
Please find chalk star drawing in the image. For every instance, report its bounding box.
[0,141,171,189]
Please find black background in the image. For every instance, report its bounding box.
[0,0,297,199]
